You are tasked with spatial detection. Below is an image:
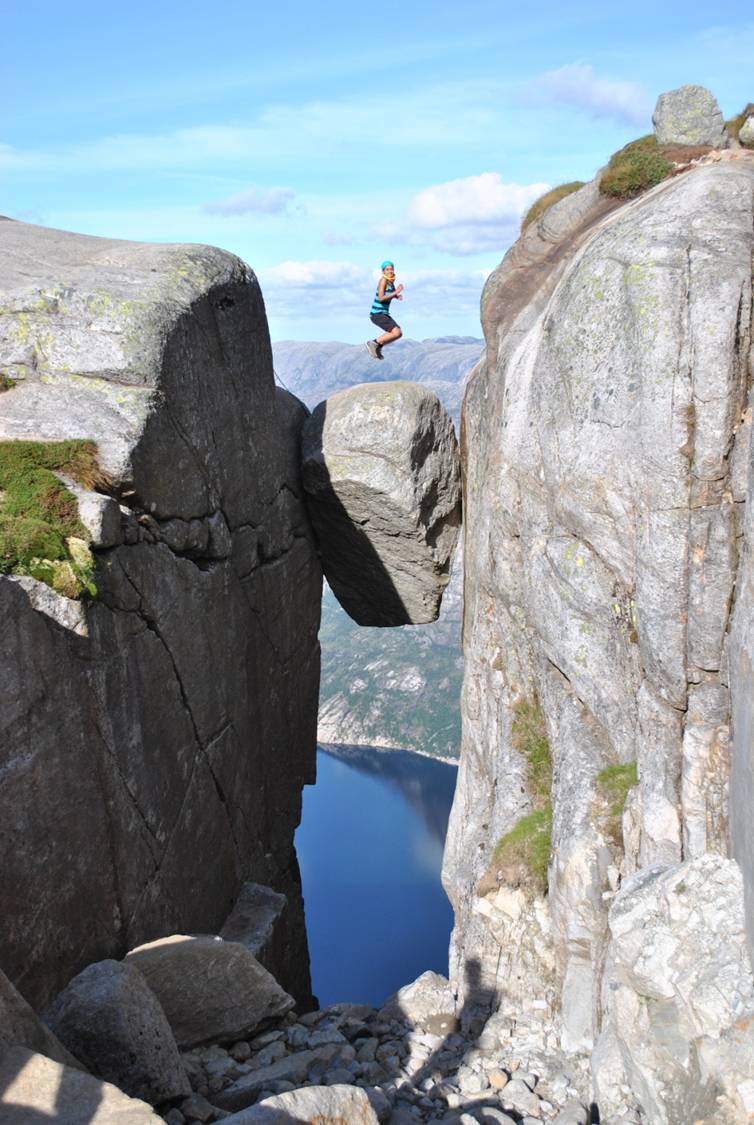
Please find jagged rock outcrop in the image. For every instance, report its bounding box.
[593,856,754,1125]
[301,381,461,626]
[0,219,321,1010]
[0,968,81,1069]
[444,145,754,1122]
[652,84,728,147]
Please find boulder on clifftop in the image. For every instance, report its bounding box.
[301,381,461,626]
[125,934,295,1048]
[652,84,728,146]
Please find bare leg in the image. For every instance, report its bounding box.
[375,326,402,348]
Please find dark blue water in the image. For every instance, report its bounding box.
[296,744,458,1007]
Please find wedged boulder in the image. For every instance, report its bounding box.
[301,381,461,626]
[652,84,727,146]
[219,1084,380,1124]
[379,970,457,1034]
[220,882,287,976]
[740,115,754,147]
[593,855,754,1125]
[43,958,190,1105]
[125,935,294,1048]
[0,1045,161,1123]
[0,967,82,1069]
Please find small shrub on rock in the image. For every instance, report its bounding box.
[0,440,102,597]
[594,761,638,847]
[479,696,553,897]
[599,135,674,199]
[726,102,754,145]
[521,182,585,232]
[489,806,553,895]
[0,374,16,392]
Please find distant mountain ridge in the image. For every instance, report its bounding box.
[272,336,475,759]
[272,336,483,422]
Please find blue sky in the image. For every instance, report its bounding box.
[4,1,752,342]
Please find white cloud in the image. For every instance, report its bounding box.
[375,173,549,257]
[524,64,652,126]
[260,259,486,321]
[202,186,297,216]
[408,172,549,229]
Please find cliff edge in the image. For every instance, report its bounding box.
[444,109,754,1120]
[0,220,322,1010]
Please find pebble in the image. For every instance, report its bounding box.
[173,994,597,1125]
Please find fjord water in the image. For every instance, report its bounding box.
[296,744,457,1007]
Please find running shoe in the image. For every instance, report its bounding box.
[375,344,384,360]
[365,340,380,359]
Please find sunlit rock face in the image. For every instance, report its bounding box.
[0,219,321,1010]
[301,381,461,627]
[444,153,754,1121]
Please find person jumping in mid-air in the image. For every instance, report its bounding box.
[366,260,404,360]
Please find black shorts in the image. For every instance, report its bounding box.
[370,313,398,332]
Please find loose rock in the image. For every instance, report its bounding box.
[652,84,728,146]
[44,958,190,1105]
[0,1045,161,1122]
[217,1083,380,1123]
[126,935,294,1048]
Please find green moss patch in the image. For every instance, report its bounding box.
[521,182,585,232]
[0,440,103,598]
[594,761,638,847]
[511,697,552,803]
[479,695,553,897]
[0,374,17,393]
[726,102,754,145]
[599,135,674,199]
[488,807,553,896]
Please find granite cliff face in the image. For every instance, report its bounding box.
[444,148,754,1120]
[0,220,322,1010]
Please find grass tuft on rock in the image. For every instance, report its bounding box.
[511,697,552,802]
[521,182,585,232]
[726,103,754,145]
[0,440,103,598]
[594,761,638,847]
[599,135,674,199]
[479,695,553,898]
[0,374,17,393]
[489,807,553,896]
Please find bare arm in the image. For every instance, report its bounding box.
[377,278,405,302]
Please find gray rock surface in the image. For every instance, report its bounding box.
[301,381,461,626]
[219,1084,380,1123]
[380,972,457,1033]
[126,935,295,1048]
[220,883,288,982]
[0,967,81,1069]
[43,958,190,1104]
[0,219,321,1010]
[740,116,754,147]
[0,1045,161,1123]
[443,152,754,1089]
[593,856,754,1125]
[652,84,728,146]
